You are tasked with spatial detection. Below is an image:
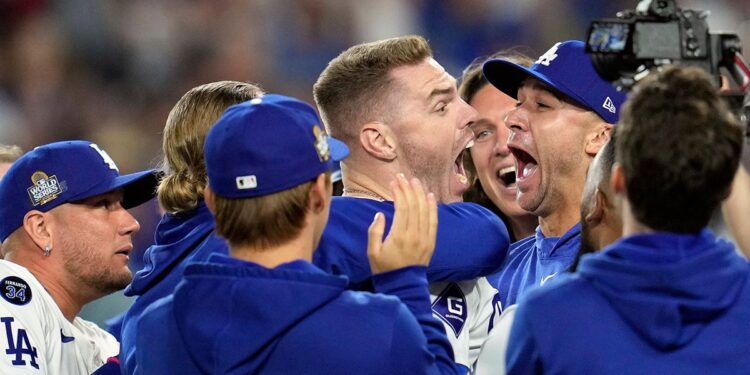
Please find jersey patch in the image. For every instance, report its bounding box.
[431,283,467,338]
[0,277,32,306]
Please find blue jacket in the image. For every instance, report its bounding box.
[136,254,460,374]
[315,197,510,288]
[489,224,580,308]
[114,202,229,375]
[507,229,750,374]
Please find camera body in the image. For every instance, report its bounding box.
[585,0,748,91]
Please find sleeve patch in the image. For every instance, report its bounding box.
[431,282,467,338]
[0,277,32,306]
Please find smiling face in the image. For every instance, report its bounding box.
[50,189,140,296]
[468,84,529,219]
[388,57,478,203]
[505,78,601,218]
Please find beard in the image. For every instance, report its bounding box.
[399,138,451,202]
[60,234,133,297]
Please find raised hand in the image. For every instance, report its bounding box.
[367,174,438,275]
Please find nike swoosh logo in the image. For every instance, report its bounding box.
[61,330,75,343]
[540,272,557,286]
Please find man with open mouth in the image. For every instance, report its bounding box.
[482,40,626,308]
[313,35,511,372]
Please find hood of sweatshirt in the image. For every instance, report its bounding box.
[172,254,348,374]
[578,229,749,350]
[125,202,217,296]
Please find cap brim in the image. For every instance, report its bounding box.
[328,136,349,162]
[119,170,162,209]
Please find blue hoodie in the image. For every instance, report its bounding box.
[114,202,229,375]
[489,223,581,308]
[506,229,750,374]
[315,197,510,288]
[135,254,460,374]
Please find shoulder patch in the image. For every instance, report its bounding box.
[431,283,467,338]
[0,277,32,306]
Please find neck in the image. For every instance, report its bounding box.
[230,226,316,269]
[621,199,656,237]
[538,203,579,238]
[508,214,538,241]
[6,252,85,322]
[342,164,395,202]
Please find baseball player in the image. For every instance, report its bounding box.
[135,94,459,374]
[313,35,509,371]
[0,140,158,374]
[482,40,626,307]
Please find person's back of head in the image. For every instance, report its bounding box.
[313,35,432,147]
[159,81,264,214]
[616,66,743,233]
[203,95,348,260]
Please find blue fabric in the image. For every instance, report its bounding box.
[136,254,460,374]
[489,223,581,308]
[115,202,228,375]
[315,197,510,287]
[506,229,750,374]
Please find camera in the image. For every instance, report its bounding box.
[585,0,749,92]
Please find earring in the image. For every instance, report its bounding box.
[43,244,52,257]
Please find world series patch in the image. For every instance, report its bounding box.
[27,171,66,206]
[431,283,467,338]
[0,277,32,306]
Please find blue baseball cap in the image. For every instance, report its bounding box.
[483,40,626,124]
[204,94,349,198]
[0,140,159,241]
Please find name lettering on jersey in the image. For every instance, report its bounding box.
[0,277,32,306]
[431,283,467,338]
[89,143,119,172]
[535,42,561,66]
[27,171,66,206]
[1,317,38,369]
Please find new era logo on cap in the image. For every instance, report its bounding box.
[483,40,627,124]
[204,94,349,199]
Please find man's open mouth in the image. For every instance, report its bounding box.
[509,146,538,181]
[454,140,474,185]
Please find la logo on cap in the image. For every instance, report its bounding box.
[535,42,561,66]
[27,171,66,206]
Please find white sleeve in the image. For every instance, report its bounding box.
[473,304,517,375]
[430,277,502,371]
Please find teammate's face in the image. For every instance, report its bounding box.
[468,84,529,219]
[52,189,140,296]
[388,57,477,203]
[505,78,598,217]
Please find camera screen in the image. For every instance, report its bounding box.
[588,22,630,53]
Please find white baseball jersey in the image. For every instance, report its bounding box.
[0,260,119,374]
[430,276,501,371]
[474,304,517,375]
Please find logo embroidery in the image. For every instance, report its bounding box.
[1,317,38,369]
[235,175,258,190]
[535,42,561,66]
[540,272,558,286]
[27,171,66,206]
[313,125,330,162]
[89,143,119,171]
[431,283,467,338]
[602,96,616,114]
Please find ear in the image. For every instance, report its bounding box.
[584,123,612,157]
[611,163,626,196]
[203,186,216,214]
[22,210,52,252]
[308,173,330,214]
[584,188,606,225]
[360,122,397,161]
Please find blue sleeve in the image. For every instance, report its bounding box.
[505,301,544,375]
[373,266,460,374]
[428,203,510,282]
